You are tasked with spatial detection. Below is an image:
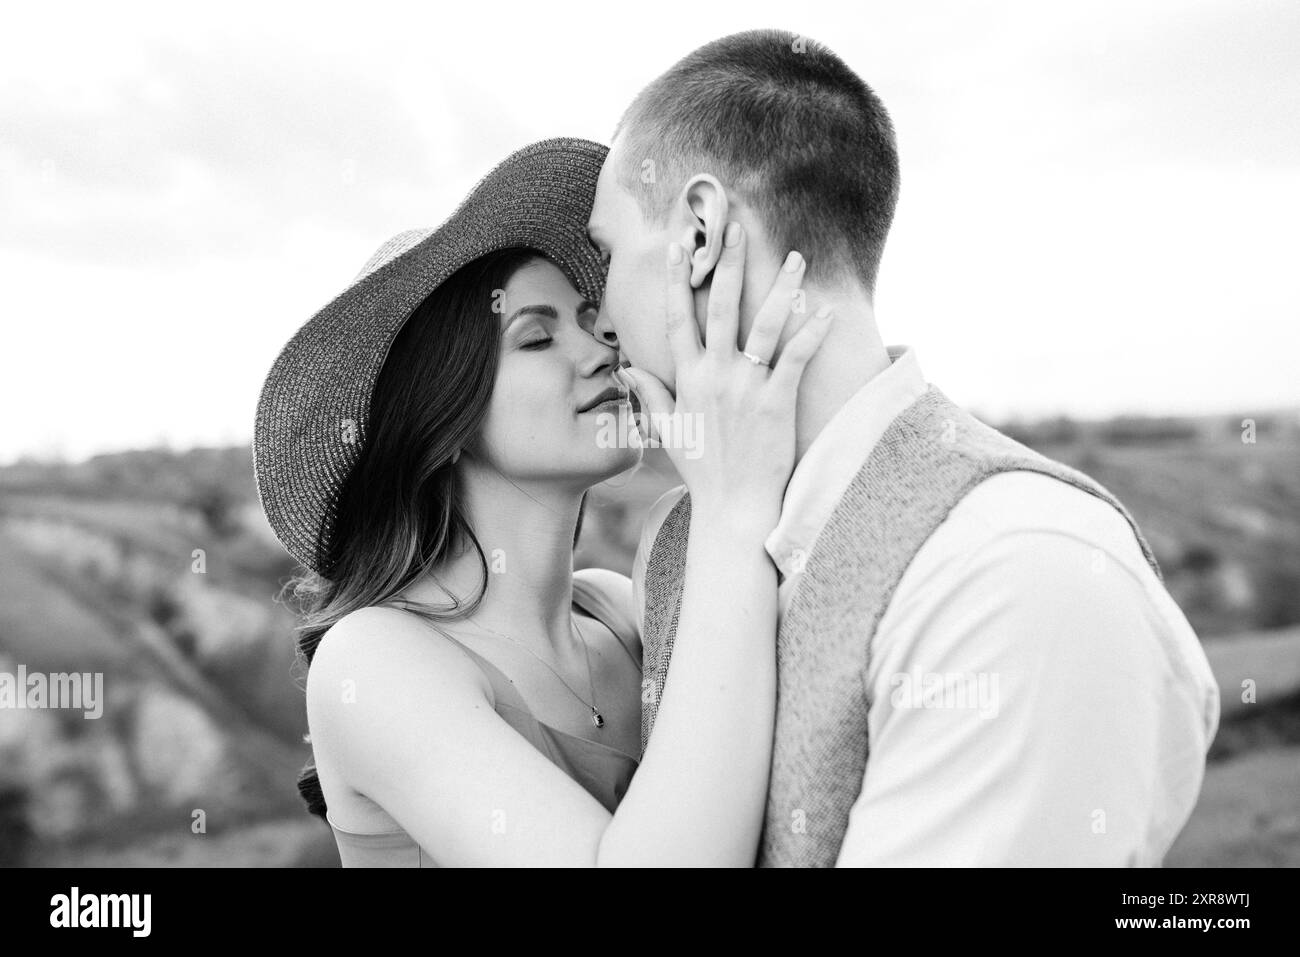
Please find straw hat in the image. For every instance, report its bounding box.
[253,137,609,574]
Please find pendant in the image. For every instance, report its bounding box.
[591,707,605,729]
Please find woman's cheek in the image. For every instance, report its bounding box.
[489,361,565,454]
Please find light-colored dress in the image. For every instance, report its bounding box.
[326,573,641,866]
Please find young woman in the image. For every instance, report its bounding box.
[254,138,829,866]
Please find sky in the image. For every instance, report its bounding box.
[1,0,1297,462]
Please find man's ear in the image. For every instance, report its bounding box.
[676,175,730,289]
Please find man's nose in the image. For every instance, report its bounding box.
[592,306,619,351]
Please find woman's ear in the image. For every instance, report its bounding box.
[678,175,730,289]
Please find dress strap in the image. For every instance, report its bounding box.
[386,607,536,715]
[383,575,641,709]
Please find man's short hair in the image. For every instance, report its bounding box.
[613,29,900,295]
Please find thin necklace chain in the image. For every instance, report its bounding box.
[467,613,606,729]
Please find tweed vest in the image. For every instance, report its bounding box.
[640,386,1161,867]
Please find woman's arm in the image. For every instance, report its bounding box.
[309,517,777,866]
[603,507,778,865]
[308,607,615,866]
[601,225,829,866]
[310,224,829,865]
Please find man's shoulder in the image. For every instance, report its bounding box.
[958,470,1147,557]
[890,468,1159,605]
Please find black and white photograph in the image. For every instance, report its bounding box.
[1,0,1297,902]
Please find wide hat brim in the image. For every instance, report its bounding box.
[253,137,609,574]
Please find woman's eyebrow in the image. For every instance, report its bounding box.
[505,304,558,329]
[505,302,597,330]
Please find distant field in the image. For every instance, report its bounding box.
[35,814,334,868]
[1040,437,1300,635]
[0,529,130,670]
[1167,744,1300,867]
[1,434,1297,866]
[1203,627,1300,722]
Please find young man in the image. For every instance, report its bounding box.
[588,29,1220,866]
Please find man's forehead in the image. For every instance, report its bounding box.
[589,155,617,215]
[586,183,614,238]
[588,148,632,236]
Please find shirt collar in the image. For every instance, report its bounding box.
[764,345,928,579]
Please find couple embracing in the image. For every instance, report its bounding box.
[254,29,1218,867]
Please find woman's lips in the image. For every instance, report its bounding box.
[582,395,632,414]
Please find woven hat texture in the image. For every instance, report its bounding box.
[253,137,609,573]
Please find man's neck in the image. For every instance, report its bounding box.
[790,288,892,464]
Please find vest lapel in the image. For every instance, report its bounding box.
[639,492,691,755]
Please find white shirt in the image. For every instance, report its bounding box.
[632,347,1220,866]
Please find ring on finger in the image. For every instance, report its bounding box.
[741,351,771,367]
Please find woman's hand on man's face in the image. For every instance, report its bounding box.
[618,223,834,530]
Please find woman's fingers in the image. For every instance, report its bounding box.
[741,250,806,364]
[768,304,834,395]
[664,241,702,367]
[705,222,745,356]
[619,366,674,442]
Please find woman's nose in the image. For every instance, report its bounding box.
[577,328,620,378]
[584,343,620,379]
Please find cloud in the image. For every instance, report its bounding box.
[0,0,1295,462]
[869,0,1300,174]
[0,41,440,265]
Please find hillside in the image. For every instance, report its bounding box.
[0,417,1297,866]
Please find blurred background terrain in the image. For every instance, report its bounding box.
[0,407,1298,867]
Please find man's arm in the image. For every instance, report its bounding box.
[836,517,1214,867]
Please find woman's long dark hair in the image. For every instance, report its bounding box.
[284,247,586,820]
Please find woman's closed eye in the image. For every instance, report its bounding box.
[520,336,553,350]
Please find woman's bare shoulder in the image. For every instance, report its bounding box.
[306,606,493,724]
